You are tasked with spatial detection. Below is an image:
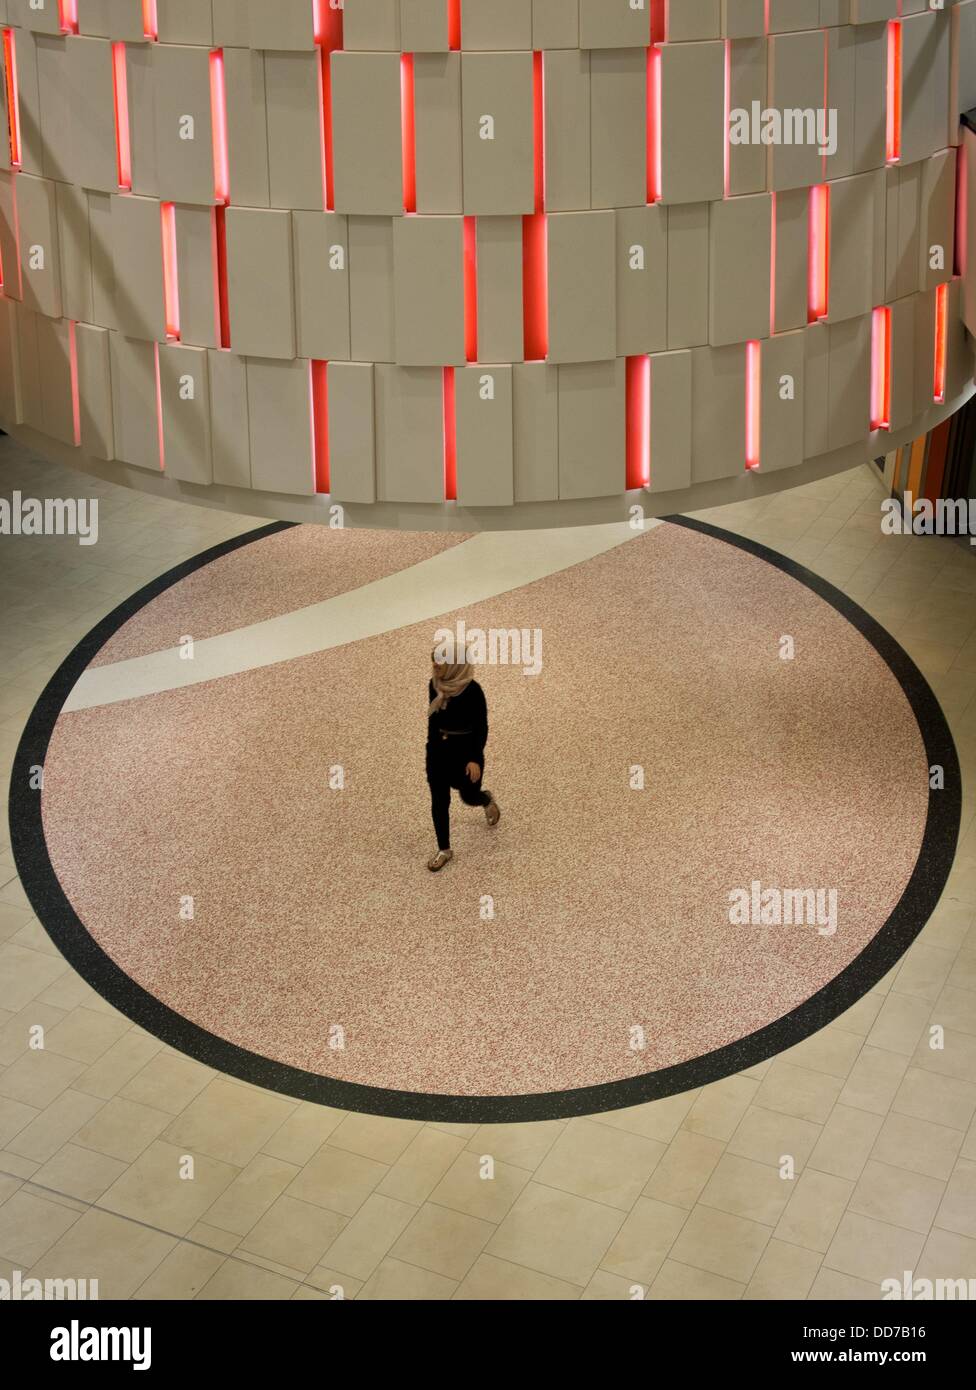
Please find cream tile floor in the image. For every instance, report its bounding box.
[1,437,975,1300]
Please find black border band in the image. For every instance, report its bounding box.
[7,516,962,1123]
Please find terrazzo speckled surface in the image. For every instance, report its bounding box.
[91,525,470,668]
[31,519,937,1107]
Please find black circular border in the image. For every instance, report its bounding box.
[8,515,962,1124]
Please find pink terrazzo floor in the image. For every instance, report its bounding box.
[42,522,929,1097]
[91,524,470,667]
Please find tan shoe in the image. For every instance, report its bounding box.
[427,849,454,872]
[484,795,500,827]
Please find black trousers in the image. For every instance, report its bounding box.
[426,743,490,851]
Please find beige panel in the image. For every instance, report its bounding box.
[153,44,214,206]
[882,164,899,301]
[691,344,747,482]
[414,53,462,215]
[342,0,402,50]
[327,360,375,503]
[851,0,898,19]
[767,0,821,31]
[127,43,157,197]
[265,51,324,213]
[476,215,523,365]
[543,49,590,215]
[66,35,118,195]
[14,29,42,176]
[579,0,650,48]
[533,0,579,50]
[670,0,721,40]
[590,48,646,211]
[293,210,351,362]
[547,210,615,365]
[375,363,444,503]
[461,0,531,49]
[952,1,976,140]
[803,320,829,456]
[0,171,18,300]
[648,349,692,494]
[393,213,464,366]
[109,332,159,471]
[461,52,534,217]
[708,193,771,346]
[98,0,146,42]
[174,204,219,350]
[964,130,976,339]
[825,23,856,182]
[853,20,887,173]
[901,11,951,169]
[827,314,871,451]
[211,0,250,47]
[513,362,558,502]
[159,341,211,483]
[331,52,403,216]
[557,359,625,500]
[247,0,315,49]
[17,171,62,318]
[616,203,667,357]
[943,279,970,405]
[224,48,269,209]
[208,347,250,488]
[35,34,71,184]
[56,181,94,323]
[773,187,809,334]
[767,31,829,193]
[821,1,851,23]
[348,214,395,363]
[76,321,114,459]
[14,301,42,430]
[0,297,22,426]
[912,284,937,410]
[88,190,116,328]
[156,0,214,46]
[247,357,314,495]
[728,39,767,197]
[887,294,915,433]
[759,331,805,473]
[667,202,709,350]
[827,172,882,324]
[895,162,921,301]
[919,149,955,293]
[456,364,514,508]
[400,0,449,52]
[225,207,295,359]
[660,41,725,205]
[35,315,74,447]
[110,192,164,341]
[722,0,766,38]
[9,0,62,33]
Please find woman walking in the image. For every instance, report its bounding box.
[426,646,501,872]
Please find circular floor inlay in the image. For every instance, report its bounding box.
[10,518,960,1122]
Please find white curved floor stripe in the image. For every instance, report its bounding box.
[65,519,660,712]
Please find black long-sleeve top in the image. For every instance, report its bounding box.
[427,680,489,766]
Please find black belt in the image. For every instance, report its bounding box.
[436,729,471,741]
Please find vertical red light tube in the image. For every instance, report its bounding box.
[311,360,330,493]
[142,0,158,41]
[401,54,417,214]
[870,306,891,431]
[161,202,180,340]
[933,283,948,404]
[646,45,661,203]
[448,0,461,50]
[68,321,81,447]
[210,50,229,205]
[3,30,21,169]
[112,42,132,191]
[522,51,548,361]
[886,20,902,164]
[626,355,651,490]
[443,367,457,501]
[808,183,829,322]
[58,1,79,34]
[313,0,342,213]
[464,216,478,363]
[746,340,761,470]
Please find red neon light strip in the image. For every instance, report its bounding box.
[3,30,21,169]
[154,341,165,470]
[209,50,229,204]
[214,207,231,349]
[448,0,461,50]
[142,0,158,41]
[401,55,416,214]
[313,1,342,212]
[464,216,478,364]
[161,202,180,340]
[650,0,666,44]
[886,21,902,164]
[723,40,731,199]
[933,283,948,404]
[112,42,132,191]
[746,341,761,470]
[646,45,661,203]
[311,360,330,493]
[58,1,79,34]
[808,183,829,322]
[443,367,457,501]
[68,321,81,447]
[522,51,548,361]
[870,306,891,430]
[626,355,651,490]
[533,49,545,215]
